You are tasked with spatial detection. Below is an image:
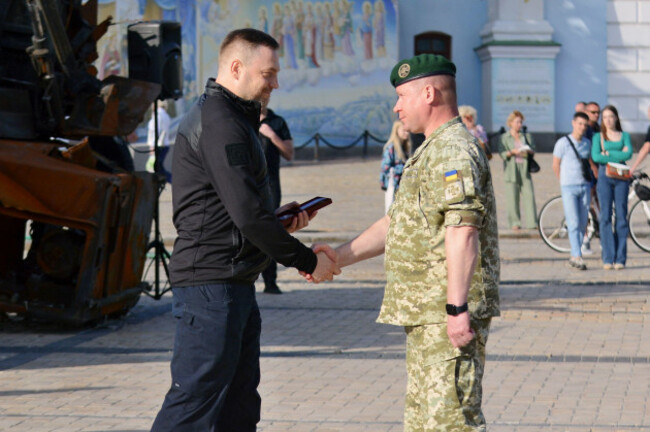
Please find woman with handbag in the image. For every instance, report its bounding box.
[591,105,633,269]
[498,110,538,230]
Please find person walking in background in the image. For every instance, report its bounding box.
[585,101,601,140]
[380,120,411,213]
[630,105,650,173]
[498,110,537,230]
[146,100,172,183]
[552,112,592,270]
[591,105,633,270]
[459,105,492,160]
[260,99,294,294]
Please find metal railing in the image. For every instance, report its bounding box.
[295,130,387,160]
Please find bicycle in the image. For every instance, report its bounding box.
[538,172,650,253]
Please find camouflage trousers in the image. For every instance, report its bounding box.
[404,318,491,432]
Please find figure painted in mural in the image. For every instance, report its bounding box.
[99,32,121,79]
[283,3,298,69]
[339,0,355,56]
[150,28,339,432]
[497,110,537,230]
[272,2,284,57]
[459,105,491,160]
[304,54,500,432]
[293,0,305,60]
[315,2,325,62]
[332,0,342,52]
[360,1,373,60]
[323,2,335,60]
[591,104,633,270]
[373,0,386,57]
[380,120,411,214]
[303,2,320,67]
[258,5,269,33]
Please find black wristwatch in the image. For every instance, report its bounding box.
[445,302,469,316]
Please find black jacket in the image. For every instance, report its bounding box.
[169,79,317,286]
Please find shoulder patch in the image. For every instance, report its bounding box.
[443,168,465,204]
[226,143,249,166]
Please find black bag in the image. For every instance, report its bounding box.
[523,133,540,173]
[566,135,594,183]
[527,154,540,173]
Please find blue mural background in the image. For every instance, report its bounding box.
[94,0,399,142]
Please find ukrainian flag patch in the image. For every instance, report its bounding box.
[444,170,458,182]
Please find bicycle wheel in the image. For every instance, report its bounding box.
[628,199,650,253]
[538,196,571,253]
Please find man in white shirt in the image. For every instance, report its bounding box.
[147,100,172,183]
[552,112,592,270]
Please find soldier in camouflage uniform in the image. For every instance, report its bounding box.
[309,54,500,431]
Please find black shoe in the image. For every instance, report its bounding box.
[263,284,282,294]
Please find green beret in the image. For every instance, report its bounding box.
[390,54,456,87]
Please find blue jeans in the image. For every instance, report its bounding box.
[561,183,591,258]
[596,166,630,265]
[151,283,261,432]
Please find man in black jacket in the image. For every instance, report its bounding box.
[151,29,339,432]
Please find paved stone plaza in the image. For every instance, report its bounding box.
[0,154,649,431]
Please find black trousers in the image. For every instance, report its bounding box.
[151,283,261,432]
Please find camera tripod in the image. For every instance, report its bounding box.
[146,98,172,299]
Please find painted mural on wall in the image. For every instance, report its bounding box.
[94,0,399,143]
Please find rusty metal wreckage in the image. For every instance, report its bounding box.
[0,0,171,324]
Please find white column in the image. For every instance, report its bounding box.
[481,0,554,43]
[476,0,560,132]
[607,0,650,133]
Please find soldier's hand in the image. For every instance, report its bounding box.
[300,243,339,283]
[447,312,475,348]
[308,251,341,283]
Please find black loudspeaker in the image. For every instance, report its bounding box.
[128,21,183,100]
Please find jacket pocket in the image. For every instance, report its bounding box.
[231,225,244,261]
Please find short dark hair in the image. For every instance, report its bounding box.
[220,28,279,55]
[573,112,589,122]
[586,101,600,107]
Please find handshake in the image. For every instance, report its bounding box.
[300,243,341,283]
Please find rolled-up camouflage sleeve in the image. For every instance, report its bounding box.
[421,145,486,228]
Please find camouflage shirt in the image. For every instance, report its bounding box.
[378,117,500,326]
